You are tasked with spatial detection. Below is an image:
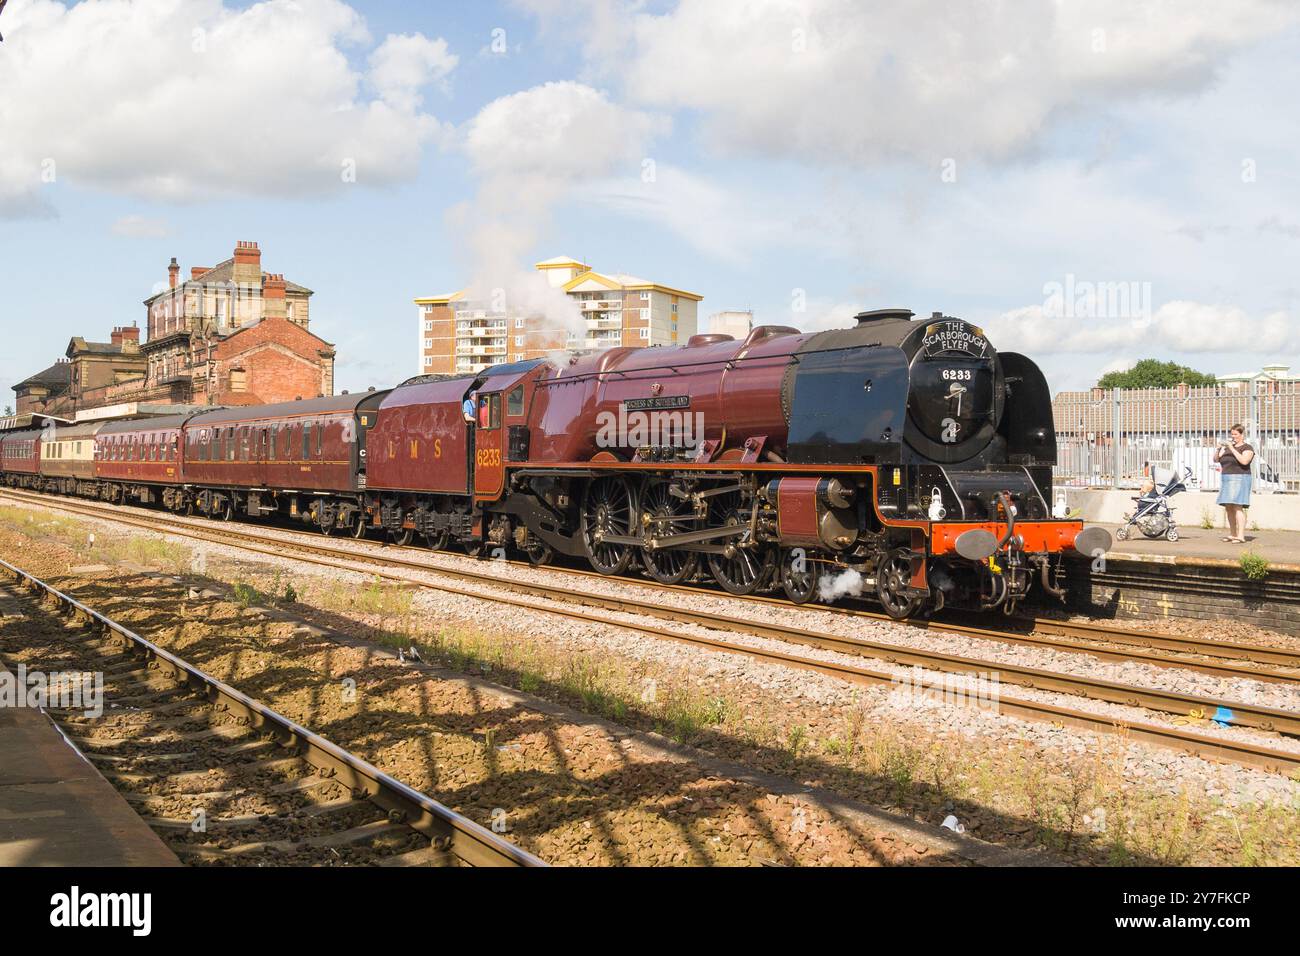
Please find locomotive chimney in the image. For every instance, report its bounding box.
[854,308,916,325]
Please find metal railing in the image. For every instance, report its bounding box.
[1052,380,1300,491]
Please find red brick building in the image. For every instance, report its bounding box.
[12,240,336,417]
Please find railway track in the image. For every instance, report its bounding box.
[3,488,1300,776]
[0,556,543,867]
[5,486,1297,679]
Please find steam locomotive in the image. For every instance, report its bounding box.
[0,308,1109,618]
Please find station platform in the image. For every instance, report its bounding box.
[0,664,179,867]
[1102,525,1300,571]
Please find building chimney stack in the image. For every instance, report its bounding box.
[232,240,262,286]
[110,324,141,351]
[263,273,287,319]
[168,257,179,289]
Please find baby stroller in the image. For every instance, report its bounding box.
[1115,466,1192,542]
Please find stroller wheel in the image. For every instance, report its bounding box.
[1115,525,1129,541]
[1165,527,1179,542]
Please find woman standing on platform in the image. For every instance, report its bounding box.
[1215,424,1254,543]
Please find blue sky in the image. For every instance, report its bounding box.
[2,0,1298,406]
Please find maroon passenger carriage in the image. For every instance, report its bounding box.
[95,415,189,508]
[179,393,387,530]
[0,428,43,489]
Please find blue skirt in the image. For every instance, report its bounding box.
[1218,473,1252,507]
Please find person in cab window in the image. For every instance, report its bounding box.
[463,396,476,424]
[478,396,491,428]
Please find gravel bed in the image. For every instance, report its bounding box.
[5,495,1299,863]
[52,504,1300,795]
[1066,612,1300,653]
[1,519,980,866]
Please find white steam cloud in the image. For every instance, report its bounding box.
[454,81,669,341]
[817,568,865,602]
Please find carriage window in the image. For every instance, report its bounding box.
[302,424,311,459]
[227,429,236,461]
[315,422,323,457]
[507,385,524,417]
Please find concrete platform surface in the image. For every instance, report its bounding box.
[0,667,179,867]
[1105,526,1300,570]
[1065,487,1300,533]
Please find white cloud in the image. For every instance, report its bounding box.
[984,300,1299,355]
[464,81,665,182]
[533,0,1297,166]
[110,214,170,239]
[0,0,455,217]
[369,33,458,111]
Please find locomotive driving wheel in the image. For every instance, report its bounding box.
[707,494,774,595]
[581,476,636,575]
[640,480,699,584]
[876,550,923,620]
[780,549,822,604]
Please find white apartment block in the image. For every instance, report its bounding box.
[415,256,701,375]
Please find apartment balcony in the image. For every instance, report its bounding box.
[586,317,623,331]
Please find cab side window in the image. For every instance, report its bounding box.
[477,394,501,430]
[507,385,525,417]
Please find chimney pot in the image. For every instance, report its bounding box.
[168,257,179,289]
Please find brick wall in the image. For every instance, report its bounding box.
[211,316,335,405]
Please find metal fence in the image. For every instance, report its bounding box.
[1052,380,1300,492]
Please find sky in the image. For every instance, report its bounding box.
[1,0,1298,405]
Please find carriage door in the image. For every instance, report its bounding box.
[473,391,505,499]
[258,426,271,485]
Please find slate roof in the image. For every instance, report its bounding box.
[144,257,313,304]
[15,361,72,392]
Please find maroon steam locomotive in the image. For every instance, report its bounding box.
[0,309,1109,617]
